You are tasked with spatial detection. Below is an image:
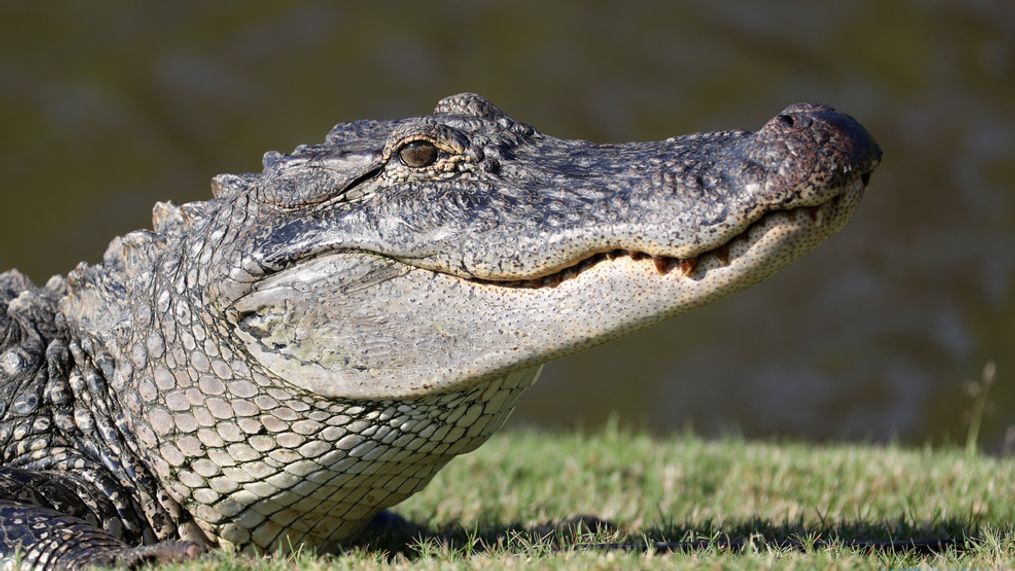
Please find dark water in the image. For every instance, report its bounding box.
[1,2,1012,451]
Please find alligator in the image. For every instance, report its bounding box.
[0,93,880,568]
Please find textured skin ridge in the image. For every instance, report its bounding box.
[1,271,195,539]
[0,93,880,568]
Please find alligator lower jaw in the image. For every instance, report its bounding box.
[470,180,867,290]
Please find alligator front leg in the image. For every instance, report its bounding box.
[0,500,203,569]
[0,469,202,569]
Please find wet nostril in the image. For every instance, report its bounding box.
[861,172,871,186]
[777,114,795,127]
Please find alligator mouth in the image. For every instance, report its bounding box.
[471,176,869,289]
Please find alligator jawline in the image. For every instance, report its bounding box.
[470,192,851,290]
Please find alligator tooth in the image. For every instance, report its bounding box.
[714,245,730,267]
[678,257,698,277]
[652,256,671,275]
[807,206,824,226]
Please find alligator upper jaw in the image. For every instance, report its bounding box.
[464,174,870,289]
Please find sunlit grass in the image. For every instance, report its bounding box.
[152,426,1014,569]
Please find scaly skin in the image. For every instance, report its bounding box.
[0,93,880,568]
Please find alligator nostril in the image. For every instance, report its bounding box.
[861,172,871,186]
[777,114,795,127]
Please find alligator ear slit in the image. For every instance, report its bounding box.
[339,166,384,197]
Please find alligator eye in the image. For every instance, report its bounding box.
[398,140,439,168]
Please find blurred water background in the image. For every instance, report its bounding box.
[0,1,1012,452]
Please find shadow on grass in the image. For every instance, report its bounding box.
[348,511,997,560]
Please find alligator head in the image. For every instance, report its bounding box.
[220,93,880,399]
[59,93,880,550]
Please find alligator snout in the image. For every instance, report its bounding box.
[764,102,882,177]
[740,103,881,208]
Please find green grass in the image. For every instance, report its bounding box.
[157,426,1014,569]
